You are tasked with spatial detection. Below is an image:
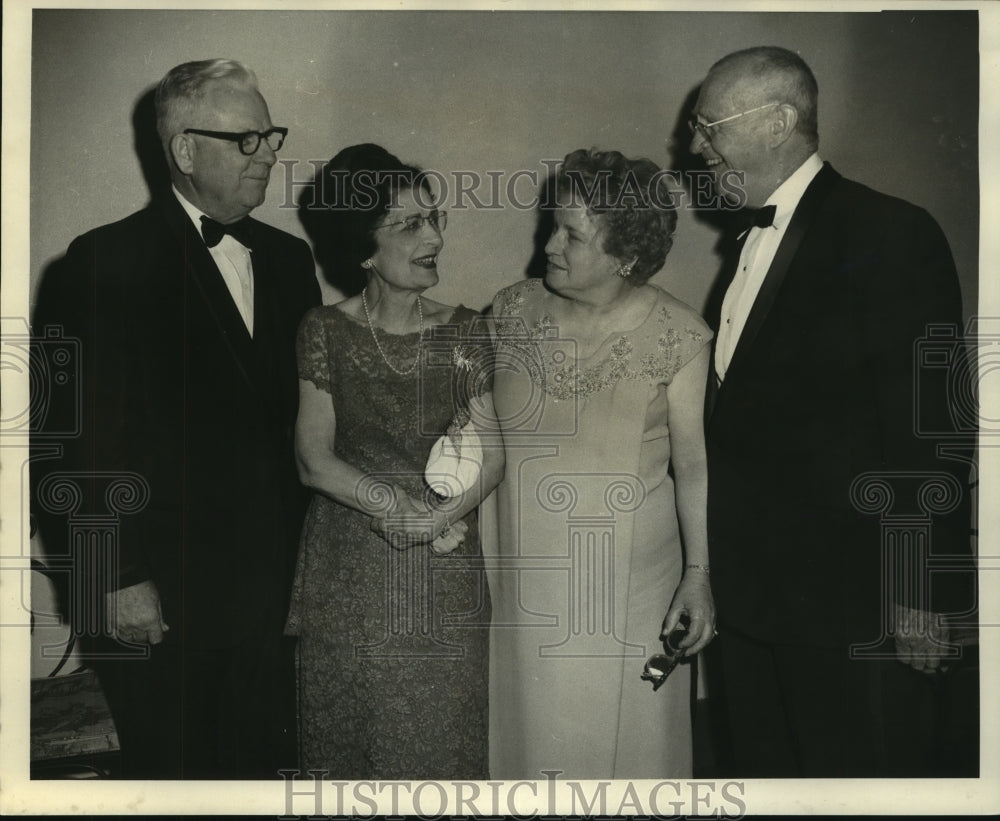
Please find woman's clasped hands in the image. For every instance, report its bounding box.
[371,487,466,555]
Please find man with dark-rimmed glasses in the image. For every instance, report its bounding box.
[32,58,320,778]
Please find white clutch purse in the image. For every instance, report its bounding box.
[424,420,483,498]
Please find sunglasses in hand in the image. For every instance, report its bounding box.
[641,614,691,692]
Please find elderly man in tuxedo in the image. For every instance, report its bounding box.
[692,46,973,777]
[32,59,320,778]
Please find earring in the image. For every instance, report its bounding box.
[616,262,633,279]
[361,258,374,270]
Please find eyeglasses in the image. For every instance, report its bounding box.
[687,102,780,141]
[375,210,448,234]
[183,127,288,155]
[640,615,689,692]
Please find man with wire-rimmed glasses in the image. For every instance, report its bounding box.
[32,58,320,777]
[692,46,974,777]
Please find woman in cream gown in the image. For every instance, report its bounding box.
[487,149,716,779]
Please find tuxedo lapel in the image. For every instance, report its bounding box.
[722,163,841,382]
[159,195,259,391]
[703,225,745,421]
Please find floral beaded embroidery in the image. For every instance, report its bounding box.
[495,283,705,400]
[494,288,528,338]
[542,336,636,400]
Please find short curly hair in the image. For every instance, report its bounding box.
[555,148,677,285]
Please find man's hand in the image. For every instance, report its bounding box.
[895,603,950,673]
[106,580,169,645]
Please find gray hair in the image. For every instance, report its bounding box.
[154,59,258,147]
[711,46,819,146]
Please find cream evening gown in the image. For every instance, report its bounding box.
[488,278,711,779]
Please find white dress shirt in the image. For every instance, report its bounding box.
[715,153,823,382]
[173,187,255,336]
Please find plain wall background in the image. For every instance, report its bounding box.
[29,9,979,318]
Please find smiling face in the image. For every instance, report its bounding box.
[690,69,775,208]
[173,78,277,223]
[369,185,443,292]
[544,203,619,298]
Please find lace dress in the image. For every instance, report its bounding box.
[487,278,711,779]
[286,304,491,779]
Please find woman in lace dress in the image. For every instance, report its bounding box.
[487,149,716,778]
[287,144,501,779]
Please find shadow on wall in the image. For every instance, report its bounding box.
[30,85,170,622]
[524,171,557,281]
[668,84,742,328]
[518,94,739,320]
[296,162,366,298]
[133,86,171,197]
[34,86,170,327]
[667,85,737,241]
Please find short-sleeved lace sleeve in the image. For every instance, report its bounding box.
[296,307,331,394]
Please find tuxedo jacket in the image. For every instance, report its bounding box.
[705,163,973,648]
[32,193,321,647]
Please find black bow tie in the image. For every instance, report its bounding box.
[734,204,777,240]
[200,215,254,249]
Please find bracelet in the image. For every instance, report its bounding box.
[685,563,710,575]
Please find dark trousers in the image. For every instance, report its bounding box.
[92,633,297,779]
[710,627,964,778]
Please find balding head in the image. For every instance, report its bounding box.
[690,46,820,207]
[708,46,819,146]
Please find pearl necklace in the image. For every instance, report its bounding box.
[361,287,424,376]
